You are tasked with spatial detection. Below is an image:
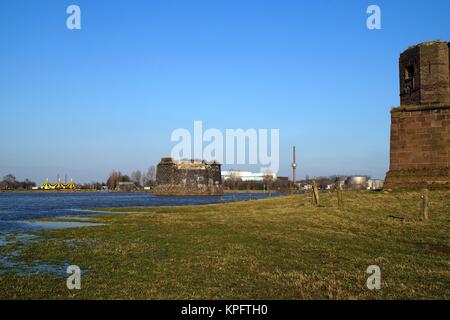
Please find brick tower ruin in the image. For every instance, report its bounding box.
[384,40,450,189]
[153,157,223,196]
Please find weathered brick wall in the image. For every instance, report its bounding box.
[210,163,222,185]
[155,158,176,185]
[399,45,421,105]
[386,41,450,189]
[420,42,449,104]
[389,108,450,170]
[399,41,449,105]
[153,158,224,196]
[385,106,450,189]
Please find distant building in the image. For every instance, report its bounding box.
[368,179,384,190]
[222,171,277,182]
[345,176,369,190]
[153,158,223,196]
[116,182,138,192]
[298,176,383,191]
[384,40,450,189]
[337,176,347,188]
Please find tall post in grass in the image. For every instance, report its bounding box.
[312,180,320,206]
[421,188,429,221]
[335,181,343,209]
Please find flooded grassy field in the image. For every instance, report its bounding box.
[0,190,448,299]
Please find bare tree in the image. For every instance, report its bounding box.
[262,169,274,192]
[131,170,143,187]
[228,170,242,190]
[263,169,274,183]
[107,170,120,190]
[143,165,156,187]
[0,174,37,190]
[2,174,17,190]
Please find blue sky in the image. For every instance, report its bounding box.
[1,0,449,183]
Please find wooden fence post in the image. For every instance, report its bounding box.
[335,181,343,209]
[312,180,320,206]
[421,189,429,221]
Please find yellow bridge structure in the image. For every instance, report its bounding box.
[40,178,78,190]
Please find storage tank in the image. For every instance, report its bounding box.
[345,176,369,190]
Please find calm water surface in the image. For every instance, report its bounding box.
[0,191,275,232]
[0,192,278,275]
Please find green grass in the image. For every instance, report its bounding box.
[0,190,449,299]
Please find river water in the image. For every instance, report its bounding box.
[0,191,278,275]
[0,191,274,232]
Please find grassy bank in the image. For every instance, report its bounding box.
[0,190,449,299]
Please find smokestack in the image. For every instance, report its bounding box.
[292,146,297,184]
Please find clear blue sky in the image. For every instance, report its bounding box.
[1,0,449,183]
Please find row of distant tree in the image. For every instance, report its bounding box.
[62,166,158,191]
[305,175,348,189]
[223,174,351,192]
[106,166,156,190]
[74,171,348,192]
[223,179,291,192]
[0,174,36,190]
[224,170,297,191]
[0,165,157,191]
[0,171,354,192]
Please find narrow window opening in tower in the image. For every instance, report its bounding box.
[405,65,415,79]
[405,65,415,91]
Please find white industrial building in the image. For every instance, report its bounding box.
[221,171,277,182]
[367,179,384,190]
